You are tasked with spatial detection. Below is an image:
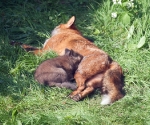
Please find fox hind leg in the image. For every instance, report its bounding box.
[71,73,104,101]
[100,62,125,105]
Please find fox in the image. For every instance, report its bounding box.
[34,48,83,90]
[11,16,125,105]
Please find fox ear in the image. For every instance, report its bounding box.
[66,16,75,28]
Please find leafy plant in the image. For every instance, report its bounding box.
[111,0,141,25]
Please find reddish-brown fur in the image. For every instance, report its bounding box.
[14,16,125,105]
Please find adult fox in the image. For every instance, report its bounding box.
[15,16,125,105]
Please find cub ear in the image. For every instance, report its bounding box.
[65,48,71,55]
[70,49,78,57]
[66,16,75,28]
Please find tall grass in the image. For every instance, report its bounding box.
[1,0,150,124]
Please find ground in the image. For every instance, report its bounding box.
[0,0,150,124]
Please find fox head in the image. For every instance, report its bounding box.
[51,16,80,36]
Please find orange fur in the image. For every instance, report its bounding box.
[18,16,125,105]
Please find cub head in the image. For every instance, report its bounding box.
[64,48,83,67]
[51,16,80,36]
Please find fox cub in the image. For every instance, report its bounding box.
[34,49,83,90]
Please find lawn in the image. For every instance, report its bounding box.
[0,0,150,124]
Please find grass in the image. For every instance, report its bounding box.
[0,0,150,124]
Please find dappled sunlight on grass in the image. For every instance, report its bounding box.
[1,0,150,124]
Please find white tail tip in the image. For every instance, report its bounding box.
[101,94,112,105]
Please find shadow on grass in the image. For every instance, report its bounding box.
[0,0,104,45]
[0,74,29,102]
[0,43,33,101]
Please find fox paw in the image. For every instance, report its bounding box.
[71,94,81,101]
[68,91,78,98]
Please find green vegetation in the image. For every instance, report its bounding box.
[0,0,150,124]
